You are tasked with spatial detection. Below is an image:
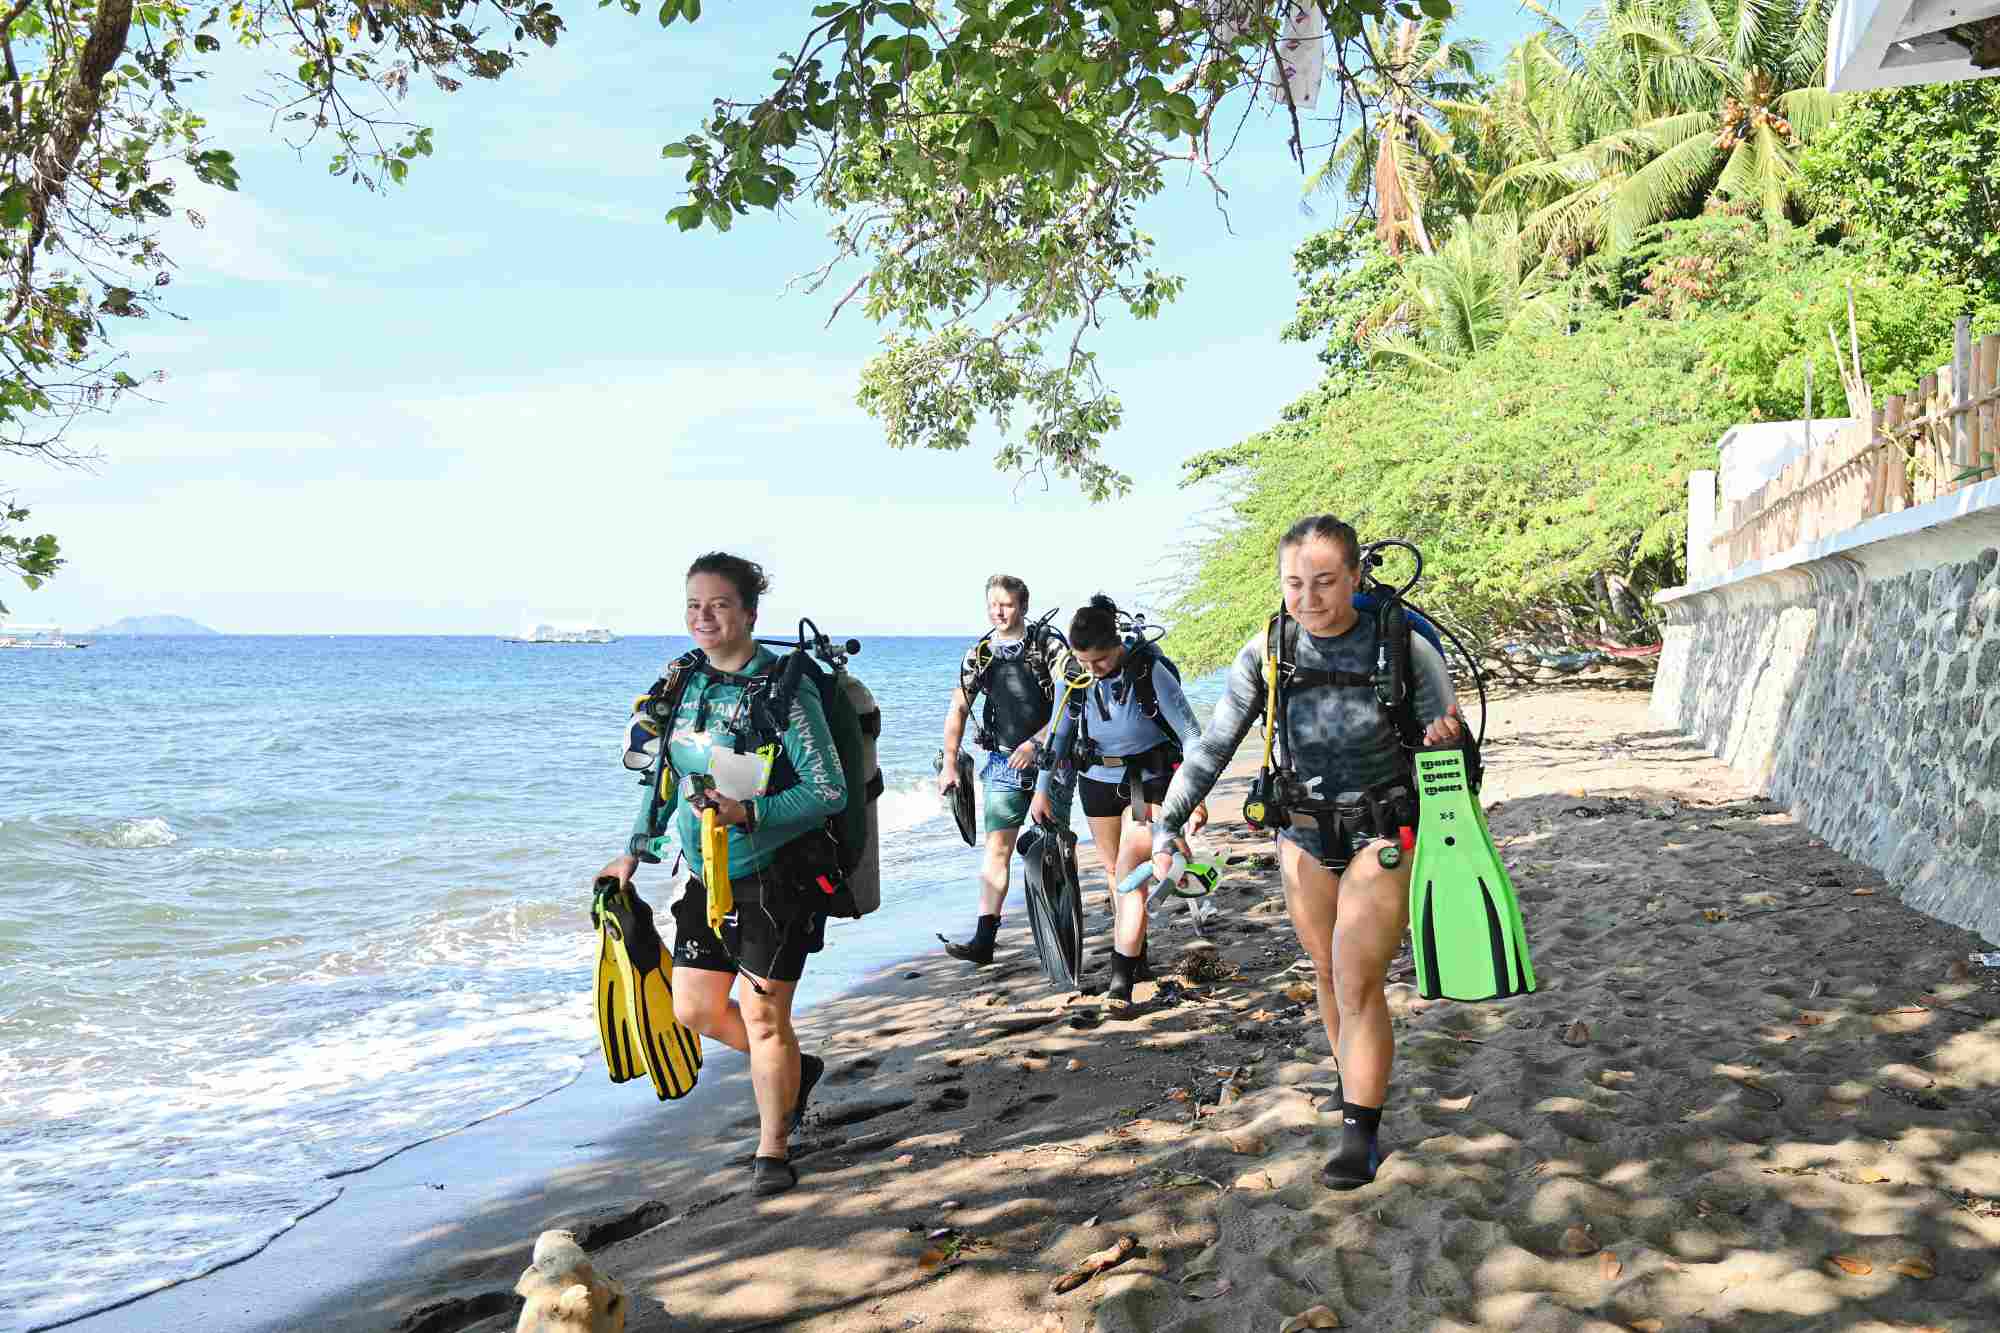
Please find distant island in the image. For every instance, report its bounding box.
[87,615,220,636]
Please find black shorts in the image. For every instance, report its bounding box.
[1079,771,1172,819]
[669,872,824,984]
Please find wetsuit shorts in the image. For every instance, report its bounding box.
[670,872,824,983]
[980,751,1072,833]
[1079,771,1172,820]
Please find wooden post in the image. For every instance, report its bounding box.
[1982,332,2000,480]
[1953,316,1973,489]
[1921,371,1940,501]
[1883,394,1908,513]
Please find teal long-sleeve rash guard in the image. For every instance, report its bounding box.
[628,646,848,879]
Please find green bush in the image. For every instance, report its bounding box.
[1166,309,1726,673]
[1799,81,2000,304]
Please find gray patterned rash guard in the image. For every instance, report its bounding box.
[1151,614,1457,853]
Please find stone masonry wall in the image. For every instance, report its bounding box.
[1654,541,2000,945]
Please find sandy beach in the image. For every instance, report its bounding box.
[99,681,2000,1333]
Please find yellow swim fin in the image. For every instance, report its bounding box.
[591,877,701,1100]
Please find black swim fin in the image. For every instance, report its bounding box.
[1017,824,1084,991]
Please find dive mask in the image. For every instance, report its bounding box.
[623,713,662,772]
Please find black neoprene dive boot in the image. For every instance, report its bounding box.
[1105,950,1139,1005]
[751,1155,797,1196]
[1320,1101,1383,1190]
[1133,941,1154,982]
[940,913,1000,965]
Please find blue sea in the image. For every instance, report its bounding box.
[0,634,1223,1332]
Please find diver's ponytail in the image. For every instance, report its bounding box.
[1068,595,1121,653]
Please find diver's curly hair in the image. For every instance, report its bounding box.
[686,552,770,616]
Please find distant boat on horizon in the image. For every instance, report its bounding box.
[501,622,617,645]
[0,622,91,649]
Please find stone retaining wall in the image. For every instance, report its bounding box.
[1653,485,2000,945]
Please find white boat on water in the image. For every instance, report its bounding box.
[501,622,616,645]
[0,623,91,649]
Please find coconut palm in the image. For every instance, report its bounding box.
[1483,0,1837,257]
[1307,16,1488,256]
[1363,214,1567,371]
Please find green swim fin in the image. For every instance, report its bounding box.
[1408,747,1536,1003]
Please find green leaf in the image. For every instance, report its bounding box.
[657,0,677,25]
[680,0,700,19]
[0,184,27,229]
[661,142,693,158]
[1419,0,1453,16]
[884,2,925,26]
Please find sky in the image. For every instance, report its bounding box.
[5,3,1547,636]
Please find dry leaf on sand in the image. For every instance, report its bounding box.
[1855,1168,1890,1184]
[1277,1305,1341,1330]
[1851,888,1877,896]
[1184,1277,1233,1301]
[1826,1254,1873,1276]
[1628,1321,1664,1332]
[1225,1132,1267,1156]
[1889,1256,1936,1279]
[1598,1250,1623,1280]
[1560,1225,1598,1256]
[1051,1234,1136,1293]
[1284,982,1316,1004]
[1562,1021,1591,1047]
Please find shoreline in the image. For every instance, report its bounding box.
[59,680,2000,1333]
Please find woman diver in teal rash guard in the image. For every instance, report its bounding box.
[1029,595,1208,1005]
[597,553,847,1197]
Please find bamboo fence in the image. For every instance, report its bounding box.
[1713,307,2000,571]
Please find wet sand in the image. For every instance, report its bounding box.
[74,682,2000,1332]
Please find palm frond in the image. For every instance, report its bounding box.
[1776,86,1838,142]
[1365,329,1452,375]
[1606,131,1722,246]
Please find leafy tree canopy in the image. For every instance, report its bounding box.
[1798,79,2000,304]
[0,0,1449,603]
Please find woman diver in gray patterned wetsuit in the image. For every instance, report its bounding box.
[1149,516,1467,1191]
[1028,595,1209,1004]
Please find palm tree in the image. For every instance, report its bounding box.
[1363,214,1566,371]
[1482,0,1837,257]
[1307,16,1488,256]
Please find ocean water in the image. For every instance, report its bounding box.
[0,634,1222,1332]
